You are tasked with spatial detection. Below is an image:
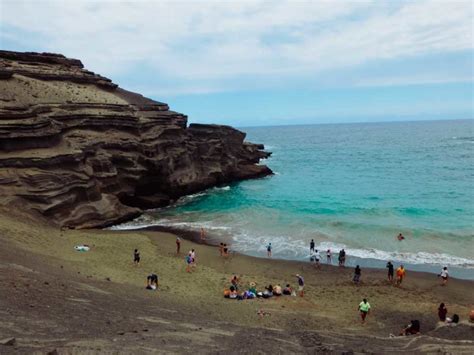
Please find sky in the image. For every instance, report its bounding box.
[1,0,473,127]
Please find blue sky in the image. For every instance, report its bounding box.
[1,0,473,126]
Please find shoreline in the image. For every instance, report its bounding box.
[122,224,474,281]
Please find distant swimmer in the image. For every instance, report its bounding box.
[397,233,405,241]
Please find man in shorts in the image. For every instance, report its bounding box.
[295,274,304,297]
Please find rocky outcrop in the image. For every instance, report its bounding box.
[0,50,272,228]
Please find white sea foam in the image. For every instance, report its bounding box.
[110,217,474,269]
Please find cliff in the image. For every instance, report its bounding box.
[0,50,272,228]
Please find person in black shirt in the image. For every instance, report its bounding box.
[386,261,394,282]
[353,265,361,284]
[133,249,140,265]
[310,239,315,253]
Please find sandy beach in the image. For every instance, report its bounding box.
[0,208,473,354]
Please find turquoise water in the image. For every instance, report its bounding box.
[115,120,474,277]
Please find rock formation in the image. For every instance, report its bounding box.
[0,50,272,228]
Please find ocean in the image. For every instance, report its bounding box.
[113,119,474,279]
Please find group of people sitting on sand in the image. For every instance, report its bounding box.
[224,274,305,300]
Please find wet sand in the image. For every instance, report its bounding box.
[1,209,473,353]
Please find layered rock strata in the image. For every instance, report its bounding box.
[0,50,271,228]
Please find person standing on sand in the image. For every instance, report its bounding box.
[396,265,406,285]
[310,239,315,253]
[315,249,321,269]
[439,266,449,286]
[267,242,272,257]
[223,243,229,256]
[386,261,394,282]
[219,243,224,256]
[185,253,193,273]
[295,274,304,297]
[176,237,181,255]
[200,227,206,241]
[438,303,448,321]
[358,298,371,323]
[353,265,361,284]
[133,249,140,266]
[338,249,346,267]
[326,249,331,264]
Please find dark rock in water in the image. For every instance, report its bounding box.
[0,51,272,228]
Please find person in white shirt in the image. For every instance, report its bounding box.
[439,266,449,286]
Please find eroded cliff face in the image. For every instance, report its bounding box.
[0,51,271,228]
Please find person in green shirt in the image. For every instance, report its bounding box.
[358,298,371,323]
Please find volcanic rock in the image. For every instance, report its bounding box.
[0,50,272,228]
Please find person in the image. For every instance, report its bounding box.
[396,265,406,285]
[200,227,206,241]
[263,285,274,298]
[400,320,420,336]
[326,249,331,264]
[283,284,292,295]
[358,298,371,323]
[223,243,229,256]
[338,249,346,267]
[296,274,304,297]
[397,233,405,241]
[439,267,449,286]
[314,249,321,269]
[185,253,193,273]
[249,282,257,296]
[133,249,140,265]
[219,243,224,256]
[438,303,448,322]
[386,261,394,282]
[267,242,272,257]
[230,275,240,290]
[229,285,238,299]
[353,265,361,284]
[470,310,474,323]
[310,239,315,253]
[176,237,181,254]
[146,274,158,290]
[446,314,459,325]
[273,284,282,296]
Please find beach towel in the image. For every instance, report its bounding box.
[74,245,90,252]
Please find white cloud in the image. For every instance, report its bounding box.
[1,0,472,94]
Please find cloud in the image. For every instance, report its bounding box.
[1,0,473,94]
